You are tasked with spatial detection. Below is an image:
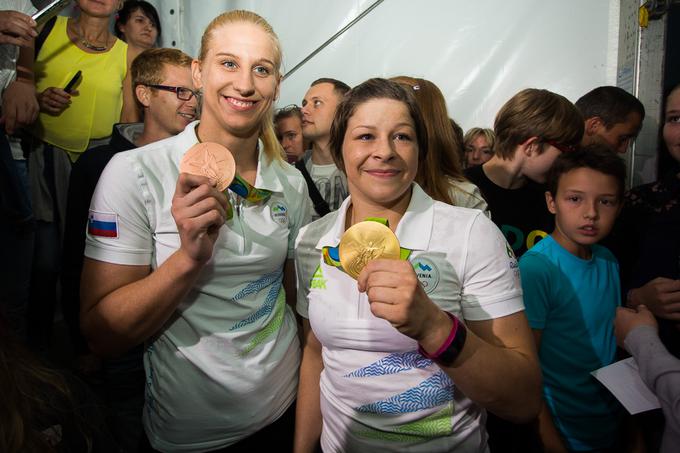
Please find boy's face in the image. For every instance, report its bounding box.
[546,167,621,258]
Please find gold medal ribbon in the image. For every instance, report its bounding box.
[224,174,273,220]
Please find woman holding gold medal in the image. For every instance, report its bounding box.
[80,10,310,451]
[294,78,541,452]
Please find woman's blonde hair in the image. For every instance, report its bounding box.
[391,76,466,205]
[198,10,284,162]
[463,127,495,151]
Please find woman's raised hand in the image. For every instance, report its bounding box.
[172,172,229,265]
[357,259,451,345]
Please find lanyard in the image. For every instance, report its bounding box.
[225,174,272,220]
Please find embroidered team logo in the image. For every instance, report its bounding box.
[411,257,439,294]
[88,210,118,238]
[270,202,289,226]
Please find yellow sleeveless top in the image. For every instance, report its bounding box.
[34,16,127,158]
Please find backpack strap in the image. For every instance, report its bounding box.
[295,159,331,217]
[34,16,57,60]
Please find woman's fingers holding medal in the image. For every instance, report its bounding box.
[172,172,229,264]
[358,259,438,341]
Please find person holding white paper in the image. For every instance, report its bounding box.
[615,305,680,453]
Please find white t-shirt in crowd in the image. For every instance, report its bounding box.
[85,121,311,452]
[0,0,35,94]
[303,150,348,218]
[295,184,524,453]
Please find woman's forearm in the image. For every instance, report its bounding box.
[434,313,542,422]
[294,321,324,453]
[80,249,205,357]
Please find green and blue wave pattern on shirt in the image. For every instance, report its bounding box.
[345,351,454,441]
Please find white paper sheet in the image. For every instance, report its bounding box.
[591,357,661,414]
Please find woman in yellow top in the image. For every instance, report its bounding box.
[24,0,138,354]
[34,0,137,161]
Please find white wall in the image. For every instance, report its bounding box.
[148,0,620,131]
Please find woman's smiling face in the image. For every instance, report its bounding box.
[192,21,280,140]
[342,98,419,208]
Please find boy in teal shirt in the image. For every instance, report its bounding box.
[520,145,625,451]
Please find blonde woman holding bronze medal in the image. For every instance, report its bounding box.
[80,10,311,452]
[294,78,541,453]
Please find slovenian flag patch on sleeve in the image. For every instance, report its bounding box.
[88,210,119,238]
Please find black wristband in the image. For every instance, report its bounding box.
[418,311,468,366]
[436,318,467,366]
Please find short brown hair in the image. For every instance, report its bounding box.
[547,144,626,198]
[575,86,645,127]
[494,88,584,159]
[329,78,427,173]
[311,78,351,97]
[131,48,193,88]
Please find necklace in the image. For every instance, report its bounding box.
[75,20,109,52]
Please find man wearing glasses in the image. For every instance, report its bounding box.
[274,104,305,163]
[60,47,197,452]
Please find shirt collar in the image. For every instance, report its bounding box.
[394,184,434,251]
[315,183,434,251]
[179,121,284,193]
[177,120,201,153]
[254,145,284,193]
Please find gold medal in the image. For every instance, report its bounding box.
[179,142,236,191]
[339,220,401,279]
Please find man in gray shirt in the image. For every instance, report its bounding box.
[300,77,350,218]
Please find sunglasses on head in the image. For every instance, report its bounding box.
[545,139,577,153]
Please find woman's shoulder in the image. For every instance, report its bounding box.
[430,195,490,236]
[445,177,489,213]
[268,156,310,195]
[446,177,479,193]
[297,209,341,248]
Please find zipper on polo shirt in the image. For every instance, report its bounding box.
[229,191,246,254]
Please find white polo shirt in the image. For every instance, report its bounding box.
[295,184,523,453]
[85,121,311,452]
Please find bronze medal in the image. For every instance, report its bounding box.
[179,142,236,191]
[339,221,401,279]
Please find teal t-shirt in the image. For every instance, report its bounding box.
[519,235,623,451]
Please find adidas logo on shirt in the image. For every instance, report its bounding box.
[311,266,327,289]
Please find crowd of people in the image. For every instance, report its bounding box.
[1,2,679,453]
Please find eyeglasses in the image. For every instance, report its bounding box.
[545,139,577,153]
[146,84,197,101]
[275,104,300,114]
